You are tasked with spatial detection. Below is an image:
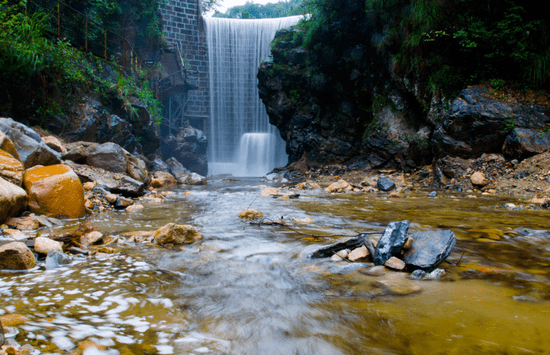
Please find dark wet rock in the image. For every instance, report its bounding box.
[306,234,368,259]
[376,176,396,192]
[45,249,71,269]
[404,230,456,272]
[65,161,146,197]
[63,97,160,156]
[409,269,426,280]
[432,87,550,159]
[160,125,208,176]
[148,157,171,173]
[67,246,89,255]
[436,155,473,179]
[0,118,61,168]
[424,268,446,279]
[374,220,410,265]
[409,268,446,280]
[502,128,550,160]
[166,157,190,180]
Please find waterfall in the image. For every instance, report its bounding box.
[205,16,301,177]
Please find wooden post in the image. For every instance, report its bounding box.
[85,15,88,52]
[104,29,107,60]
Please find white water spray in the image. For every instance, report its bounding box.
[205,16,301,177]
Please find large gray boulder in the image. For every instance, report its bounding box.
[404,230,456,272]
[63,142,149,183]
[374,220,410,265]
[85,142,128,174]
[166,157,190,180]
[0,117,61,168]
[65,161,146,197]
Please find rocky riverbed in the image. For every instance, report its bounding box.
[2,116,550,354]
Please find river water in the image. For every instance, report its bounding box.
[1,178,550,354]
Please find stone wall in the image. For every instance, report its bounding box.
[161,0,209,131]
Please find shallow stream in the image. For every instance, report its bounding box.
[1,179,550,354]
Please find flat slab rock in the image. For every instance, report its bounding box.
[404,230,456,272]
[374,220,410,265]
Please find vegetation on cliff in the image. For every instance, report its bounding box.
[0,0,164,130]
[296,0,549,95]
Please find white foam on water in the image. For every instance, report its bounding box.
[64,289,81,295]
[194,347,211,353]
[154,345,174,354]
[50,330,74,350]
[114,335,135,344]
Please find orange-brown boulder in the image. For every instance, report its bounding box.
[22,164,85,218]
[154,223,202,245]
[0,149,24,186]
[0,242,36,270]
[0,130,21,163]
[150,171,177,188]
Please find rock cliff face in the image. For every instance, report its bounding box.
[258,25,550,173]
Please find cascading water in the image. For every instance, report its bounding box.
[205,16,301,177]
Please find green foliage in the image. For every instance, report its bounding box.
[296,0,550,96]
[289,89,300,101]
[0,0,163,127]
[213,0,304,19]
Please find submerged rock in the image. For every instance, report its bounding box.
[374,220,410,265]
[403,230,456,271]
[376,272,421,295]
[238,209,263,220]
[154,223,202,245]
[45,249,72,269]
